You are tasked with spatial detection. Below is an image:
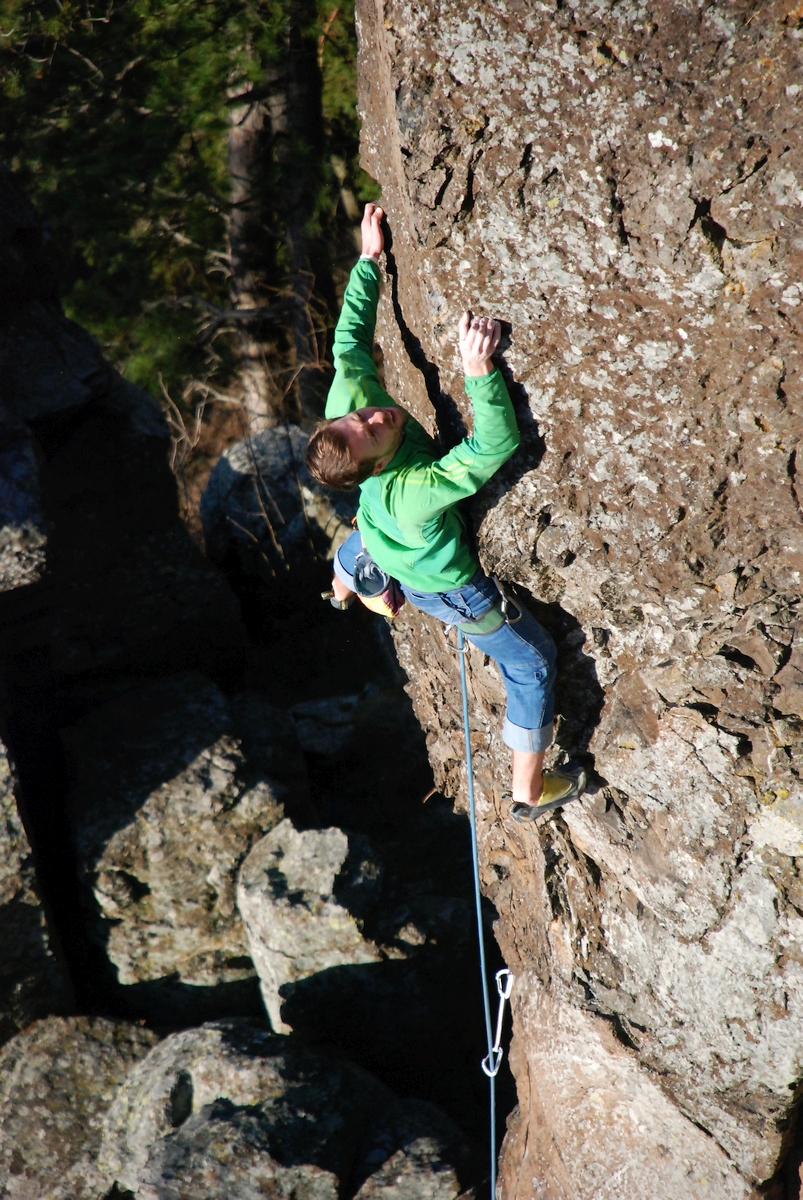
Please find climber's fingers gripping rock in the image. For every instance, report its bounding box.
[458,311,502,377]
[361,202,385,259]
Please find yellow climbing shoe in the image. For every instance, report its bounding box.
[507,765,587,823]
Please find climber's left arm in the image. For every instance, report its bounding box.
[325,204,398,419]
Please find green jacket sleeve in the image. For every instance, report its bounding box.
[387,369,520,526]
[325,258,398,418]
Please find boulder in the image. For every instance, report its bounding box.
[201,424,355,578]
[237,817,382,1032]
[355,0,803,1191]
[99,1019,468,1198]
[0,1014,158,1200]
[63,674,305,1011]
[0,738,71,1045]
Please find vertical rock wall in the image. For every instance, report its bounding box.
[355,0,803,1193]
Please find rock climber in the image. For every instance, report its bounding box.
[305,202,585,820]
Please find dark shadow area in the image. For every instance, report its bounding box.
[760,1088,803,1200]
[382,220,465,446]
[114,976,264,1028]
[2,647,118,1013]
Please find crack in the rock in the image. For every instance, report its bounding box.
[431,162,453,210]
[607,171,634,246]
[721,153,768,196]
[688,197,727,263]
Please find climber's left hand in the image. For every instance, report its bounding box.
[361,203,385,259]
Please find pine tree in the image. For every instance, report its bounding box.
[0,0,376,431]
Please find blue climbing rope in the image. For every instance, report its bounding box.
[457,626,499,1200]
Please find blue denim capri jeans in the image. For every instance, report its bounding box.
[335,530,556,753]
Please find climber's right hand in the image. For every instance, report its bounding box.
[361,202,385,260]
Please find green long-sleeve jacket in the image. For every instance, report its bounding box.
[325,257,520,593]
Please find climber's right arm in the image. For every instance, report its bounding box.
[386,314,518,525]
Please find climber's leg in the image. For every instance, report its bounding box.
[401,574,568,806]
[462,605,585,814]
[332,529,362,592]
[511,747,546,806]
[461,602,557,761]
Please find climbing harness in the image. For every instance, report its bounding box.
[456,625,513,1200]
[442,602,505,644]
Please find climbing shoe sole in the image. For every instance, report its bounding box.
[506,766,587,823]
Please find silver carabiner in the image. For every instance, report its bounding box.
[481,1048,504,1078]
[443,622,467,654]
[496,968,514,999]
[480,969,515,1078]
[493,576,522,624]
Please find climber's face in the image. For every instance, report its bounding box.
[335,406,407,474]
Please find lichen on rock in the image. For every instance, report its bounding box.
[0,1014,158,1200]
[237,817,383,1032]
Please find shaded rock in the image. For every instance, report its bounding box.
[355,0,803,1191]
[353,1100,466,1200]
[0,1015,158,1200]
[0,420,46,592]
[290,686,378,756]
[237,817,382,1032]
[201,424,355,578]
[0,737,71,1044]
[99,1019,467,1198]
[63,674,302,1005]
[134,1102,341,1200]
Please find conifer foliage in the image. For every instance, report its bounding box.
[0,0,375,427]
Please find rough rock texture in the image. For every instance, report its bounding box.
[99,1018,468,1199]
[0,737,70,1044]
[237,817,383,1031]
[201,424,355,578]
[355,0,803,1192]
[63,674,301,1003]
[0,1014,158,1200]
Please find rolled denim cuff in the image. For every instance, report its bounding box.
[502,717,554,753]
[333,552,356,591]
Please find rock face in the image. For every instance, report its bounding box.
[99,1018,468,1199]
[0,738,71,1044]
[237,817,383,1031]
[201,424,355,578]
[0,1015,158,1200]
[62,674,301,1007]
[355,0,803,1192]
